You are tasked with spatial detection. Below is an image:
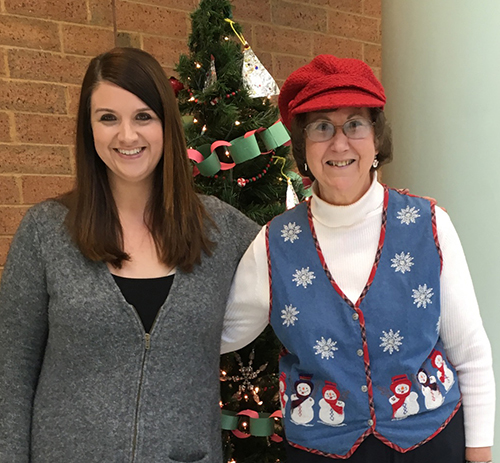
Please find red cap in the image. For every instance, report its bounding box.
[278,54,386,129]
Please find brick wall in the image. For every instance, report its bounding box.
[0,0,381,278]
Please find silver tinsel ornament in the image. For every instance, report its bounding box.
[203,54,217,91]
[242,45,280,98]
[286,178,300,210]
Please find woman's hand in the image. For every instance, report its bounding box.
[465,446,492,462]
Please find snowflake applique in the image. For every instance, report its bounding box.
[314,337,338,360]
[412,284,434,308]
[397,206,421,225]
[391,252,414,274]
[281,222,302,243]
[292,267,316,288]
[281,304,300,327]
[379,329,404,355]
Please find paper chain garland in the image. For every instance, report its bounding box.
[187,120,290,177]
[221,408,283,442]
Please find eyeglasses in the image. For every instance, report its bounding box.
[304,118,375,142]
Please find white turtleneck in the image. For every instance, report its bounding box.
[222,175,495,448]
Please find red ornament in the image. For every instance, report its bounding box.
[169,76,184,97]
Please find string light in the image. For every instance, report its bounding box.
[235,121,241,126]
[193,118,198,123]
[225,150,230,157]
[221,370,227,377]
[195,62,202,68]
[202,125,207,133]
[224,36,230,41]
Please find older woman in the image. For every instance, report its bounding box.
[0,48,259,462]
[222,55,494,462]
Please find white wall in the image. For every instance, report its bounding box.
[382,0,500,456]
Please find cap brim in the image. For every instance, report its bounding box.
[291,88,385,118]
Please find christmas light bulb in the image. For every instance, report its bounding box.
[254,387,260,393]
[195,62,202,68]
[225,150,230,157]
[224,36,229,41]
[235,121,241,125]
[193,118,198,123]
[242,421,248,428]
[221,370,227,376]
[244,394,248,400]
[258,401,263,405]
[189,97,195,102]
[202,125,207,132]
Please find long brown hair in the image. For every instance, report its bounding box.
[60,47,214,272]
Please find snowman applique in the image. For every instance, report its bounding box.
[417,368,444,410]
[290,374,315,426]
[430,349,455,392]
[318,381,345,426]
[389,375,420,420]
[279,372,289,417]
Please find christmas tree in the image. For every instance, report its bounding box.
[175,0,305,461]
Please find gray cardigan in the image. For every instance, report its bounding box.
[0,196,260,463]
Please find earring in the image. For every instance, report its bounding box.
[372,156,379,169]
[304,162,308,172]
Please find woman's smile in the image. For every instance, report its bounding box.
[325,159,355,168]
[114,147,146,157]
[305,107,377,206]
[91,81,164,189]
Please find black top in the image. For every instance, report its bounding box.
[112,274,175,333]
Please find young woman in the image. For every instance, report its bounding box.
[0,47,259,462]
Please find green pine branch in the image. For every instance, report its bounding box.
[175,1,308,461]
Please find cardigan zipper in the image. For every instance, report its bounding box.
[130,333,150,462]
[129,293,166,461]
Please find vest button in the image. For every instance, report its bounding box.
[352,313,359,321]
[367,419,374,427]
[357,349,363,357]
[361,385,368,392]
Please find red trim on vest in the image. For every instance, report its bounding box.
[306,189,390,434]
[307,201,354,308]
[287,426,374,459]
[372,399,462,453]
[430,203,443,274]
[265,223,272,323]
[288,401,462,458]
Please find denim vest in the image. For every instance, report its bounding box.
[267,187,461,457]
